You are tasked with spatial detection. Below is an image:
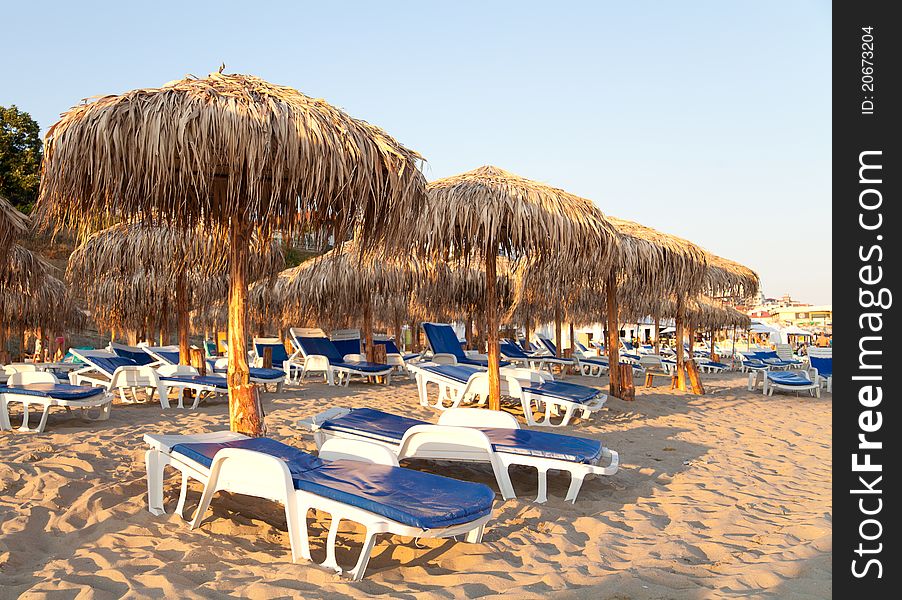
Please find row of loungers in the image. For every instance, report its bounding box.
[146,405,620,579]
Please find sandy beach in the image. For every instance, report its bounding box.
[0,370,831,599]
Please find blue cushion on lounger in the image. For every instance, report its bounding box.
[253,343,290,365]
[808,355,832,377]
[332,361,392,373]
[145,347,181,365]
[320,407,604,464]
[82,354,139,375]
[172,437,494,530]
[500,341,531,359]
[703,361,728,369]
[0,383,104,401]
[161,375,229,389]
[421,364,482,384]
[248,367,285,380]
[766,372,814,386]
[111,346,156,366]
[332,337,362,359]
[522,381,601,404]
[295,336,346,363]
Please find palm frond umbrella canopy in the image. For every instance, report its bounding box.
[418,165,620,409]
[1,244,50,293]
[36,72,426,435]
[269,241,420,357]
[1,274,87,355]
[67,222,285,359]
[1,195,30,254]
[703,254,760,301]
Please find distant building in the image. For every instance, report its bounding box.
[745,294,832,330]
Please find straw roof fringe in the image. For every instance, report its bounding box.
[420,166,620,269]
[1,244,50,293]
[703,254,760,301]
[1,195,30,253]
[66,222,285,289]
[1,274,87,332]
[35,72,426,250]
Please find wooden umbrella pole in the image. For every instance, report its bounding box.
[227,220,264,436]
[393,316,402,349]
[654,311,661,355]
[363,295,374,362]
[605,273,621,398]
[569,322,575,355]
[554,306,563,358]
[465,313,474,350]
[485,245,501,411]
[686,319,705,394]
[176,269,190,365]
[523,322,532,351]
[675,296,687,391]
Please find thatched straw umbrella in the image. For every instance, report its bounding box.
[1,244,49,293]
[36,71,426,435]
[1,195,30,254]
[703,254,760,301]
[269,241,419,359]
[419,165,619,409]
[1,274,86,359]
[67,222,284,360]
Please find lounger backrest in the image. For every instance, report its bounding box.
[372,337,402,355]
[500,339,528,358]
[295,335,345,362]
[109,342,155,366]
[422,323,466,360]
[3,363,38,375]
[73,349,138,376]
[253,338,289,364]
[9,371,58,385]
[145,346,181,365]
[289,327,326,351]
[204,340,218,358]
[537,337,557,355]
[331,329,362,358]
[808,354,832,376]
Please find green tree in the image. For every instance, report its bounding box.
[0,105,43,213]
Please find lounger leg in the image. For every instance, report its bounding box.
[175,471,191,518]
[189,477,219,530]
[465,523,485,543]
[535,467,549,504]
[321,516,344,574]
[176,388,185,409]
[145,449,166,516]
[564,471,587,503]
[347,526,382,581]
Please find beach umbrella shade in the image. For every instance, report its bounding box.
[418,165,619,410]
[1,195,30,254]
[67,222,284,360]
[268,240,419,358]
[1,243,50,293]
[35,72,426,435]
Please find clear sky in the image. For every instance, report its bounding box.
[2,1,832,304]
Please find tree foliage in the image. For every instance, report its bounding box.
[0,105,42,213]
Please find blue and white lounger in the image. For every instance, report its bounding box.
[144,430,493,580]
[807,349,832,392]
[299,406,620,503]
[70,349,170,407]
[291,330,394,386]
[141,345,286,391]
[406,362,607,427]
[500,339,574,371]
[253,337,304,382]
[1,371,112,432]
[762,371,821,397]
[422,322,510,368]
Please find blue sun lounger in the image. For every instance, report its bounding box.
[500,339,575,371]
[421,322,510,368]
[144,430,493,580]
[406,362,607,426]
[290,330,394,386]
[1,371,112,432]
[140,345,286,391]
[299,406,619,503]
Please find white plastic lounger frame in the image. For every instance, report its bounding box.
[291,327,394,386]
[407,363,606,427]
[69,349,170,408]
[1,372,112,432]
[502,368,607,427]
[252,336,304,382]
[155,365,227,409]
[406,361,493,410]
[144,431,489,580]
[762,373,821,398]
[300,407,620,504]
